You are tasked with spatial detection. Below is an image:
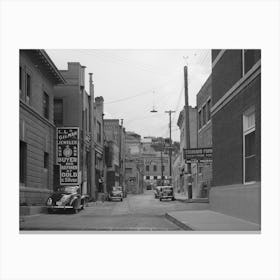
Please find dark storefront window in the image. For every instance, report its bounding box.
[54,99,63,126]
[243,49,261,75]
[244,131,256,182]
[43,92,49,119]
[20,141,27,184]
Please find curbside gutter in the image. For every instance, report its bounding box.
[165,213,193,231]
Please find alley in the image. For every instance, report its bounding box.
[20,191,209,231]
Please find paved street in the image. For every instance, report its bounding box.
[20,190,209,231]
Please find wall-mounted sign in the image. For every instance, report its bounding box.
[57,127,79,185]
[183,147,212,161]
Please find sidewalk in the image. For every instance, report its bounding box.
[174,193,209,203]
[166,209,260,231]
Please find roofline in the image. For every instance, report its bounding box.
[38,50,66,84]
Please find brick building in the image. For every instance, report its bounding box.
[125,131,144,194]
[210,49,261,224]
[20,50,65,205]
[196,74,212,198]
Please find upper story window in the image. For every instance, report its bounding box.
[26,73,31,104]
[146,165,149,172]
[198,110,202,129]
[206,99,211,121]
[153,165,157,172]
[242,49,261,76]
[54,99,63,126]
[43,92,49,119]
[97,121,101,143]
[19,66,22,92]
[202,105,206,126]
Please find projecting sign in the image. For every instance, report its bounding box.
[57,127,79,185]
[183,147,212,162]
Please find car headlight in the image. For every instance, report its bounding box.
[46,197,52,206]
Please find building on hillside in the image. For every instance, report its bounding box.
[141,137,170,188]
[175,106,197,198]
[125,131,144,194]
[196,74,212,198]
[20,49,65,205]
[210,49,261,225]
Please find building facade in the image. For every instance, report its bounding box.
[175,106,198,198]
[125,131,144,194]
[196,75,212,198]
[210,49,261,224]
[20,50,65,205]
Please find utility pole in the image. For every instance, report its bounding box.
[89,73,96,200]
[119,119,123,188]
[165,110,176,184]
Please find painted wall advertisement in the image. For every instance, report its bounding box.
[57,127,79,185]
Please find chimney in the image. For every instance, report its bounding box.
[95,96,104,113]
[89,73,94,99]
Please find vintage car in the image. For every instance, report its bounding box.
[46,185,88,213]
[108,187,123,202]
[159,186,175,201]
[154,186,162,199]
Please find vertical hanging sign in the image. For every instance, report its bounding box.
[57,127,79,185]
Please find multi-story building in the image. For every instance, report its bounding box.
[53,63,105,200]
[104,119,126,192]
[141,137,170,188]
[20,49,65,205]
[125,131,144,194]
[196,74,212,198]
[175,106,197,197]
[210,49,261,225]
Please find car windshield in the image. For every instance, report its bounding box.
[58,186,78,194]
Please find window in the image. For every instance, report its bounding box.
[162,165,165,172]
[146,175,150,180]
[198,110,202,129]
[207,99,211,121]
[146,165,149,172]
[243,107,256,183]
[43,92,49,119]
[19,66,22,92]
[153,176,157,180]
[202,105,206,126]
[20,141,27,184]
[26,73,31,103]
[242,49,261,76]
[97,121,101,143]
[54,99,63,126]
[44,152,49,169]
[153,165,157,172]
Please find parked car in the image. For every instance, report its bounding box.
[154,186,162,199]
[108,187,123,201]
[46,185,88,214]
[159,186,175,201]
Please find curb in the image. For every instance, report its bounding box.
[175,198,209,203]
[165,213,193,231]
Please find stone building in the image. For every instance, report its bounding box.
[210,49,261,225]
[20,49,65,205]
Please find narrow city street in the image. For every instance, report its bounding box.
[20,191,209,231]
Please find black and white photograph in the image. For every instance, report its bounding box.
[1,1,280,280]
[19,49,261,232]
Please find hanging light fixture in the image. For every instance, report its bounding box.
[150,90,158,113]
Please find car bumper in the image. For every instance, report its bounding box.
[47,205,73,209]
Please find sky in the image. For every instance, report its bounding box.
[46,49,211,142]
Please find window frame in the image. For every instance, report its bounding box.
[54,98,63,126]
[243,107,256,184]
[20,141,27,184]
[43,91,49,119]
